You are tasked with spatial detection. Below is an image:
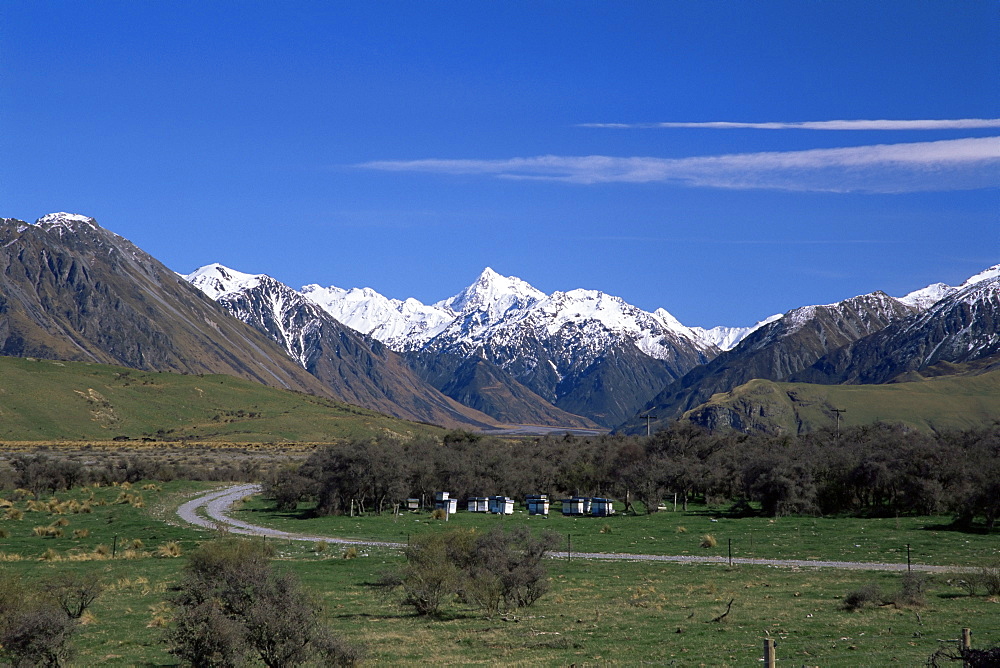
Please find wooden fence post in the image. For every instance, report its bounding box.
[763,638,775,668]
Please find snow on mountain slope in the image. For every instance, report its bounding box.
[185,263,265,301]
[302,283,454,348]
[690,314,783,351]
[897,264,1000,310]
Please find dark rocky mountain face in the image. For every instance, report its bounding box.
[0,215,330,396]
[206,273,500,429]
[793,276,1000,385]
[624,291,918,432]
[405,351,598,427]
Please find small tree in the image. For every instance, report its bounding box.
[41,572,104,620]
[0,573,77,667]
[167,538,361,667]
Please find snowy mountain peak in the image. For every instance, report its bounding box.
[185,263,265,301]
[899,282,957,310]
[436,267,546,319]
[302,283,454,345]
[35,212,100,233]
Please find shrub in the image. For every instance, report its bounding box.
[168,538,361,667]
[892,572,930,607]
[377,526,558,618]
[843,582,883,611]
[979,562,1000,596]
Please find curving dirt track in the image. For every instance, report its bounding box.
[176,484,975,573]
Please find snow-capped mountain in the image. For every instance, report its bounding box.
[0,215,332,397]
[624,288,921,431]
[287,267,722,426]
[797,269,1000,384]
[896,264,1000,310]
[301,284,454,348]
[184,263,506,429]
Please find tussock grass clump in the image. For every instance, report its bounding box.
[147,602,172,628]
[431,508,448,520]
[313,541,328,554]
[32,525,49,537]
[0,528,8,539]
[129,538,144,550]
[52,517,70,527]
[342,546,358,560]
[4,507,23,520]
[39,547,61,561]
[0,552,24,561]
[72,528,90,539]
[700,534,718,548]
[676,526,687,533]
[93,544,111,558]
[599,524,613,534]
[157,542,183,558]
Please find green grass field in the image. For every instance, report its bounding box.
[2,481,999,666]
[234,496,1000,568]
[0,356,444,443]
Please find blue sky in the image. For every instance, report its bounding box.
[3,1,998,326]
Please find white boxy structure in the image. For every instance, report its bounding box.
[467,497,489,513]
[526,494,550,515]
[434,492,457,514]
[488,495,514,515]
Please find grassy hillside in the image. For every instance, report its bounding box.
[682,369,1000,434]
[0,356,445,443]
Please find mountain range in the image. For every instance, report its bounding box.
[3,212,998,435]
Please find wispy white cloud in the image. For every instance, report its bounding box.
[579,119,1000,130]
[359,137,1000,193]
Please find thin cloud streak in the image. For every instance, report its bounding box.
[359,137,1000,193]
[580,119,1000,130]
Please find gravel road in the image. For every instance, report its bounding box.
[176,484,975,573]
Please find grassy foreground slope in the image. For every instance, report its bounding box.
[0,356,444,442]
[683,368,1000,434]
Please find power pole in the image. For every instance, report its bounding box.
[640,414,656,437]
[831,408,846,437]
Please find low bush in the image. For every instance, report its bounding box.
[842,582,882,611]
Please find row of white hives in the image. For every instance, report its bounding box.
[410,493,616,517]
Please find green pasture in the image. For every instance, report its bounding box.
[0,355,444,443]
[235,496,1000,568]
[1,481,998,666]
